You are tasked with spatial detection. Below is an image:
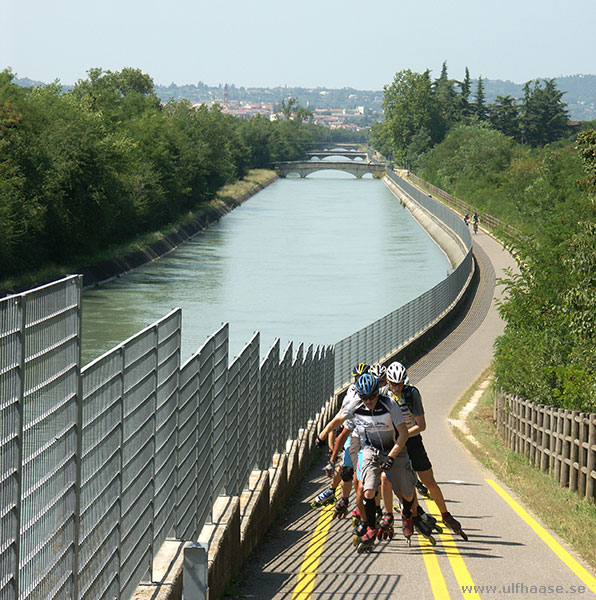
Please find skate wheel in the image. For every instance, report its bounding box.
[352,518,359,527]
[357,543,365,554]
[427,535,436,546]
[459,530,469,541]
[353,535,359,547]
[406,537,411,547]
[434,524,443,534]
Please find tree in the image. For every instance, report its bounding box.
[383,69,443,163]
[433,61,461,130]
[279,97,312,122]
[576,128,596,192]
[473,76,487,121]
[519,79,569,146]
[367,120,393,157]
[488,95,520,139]
[458,67,472,118]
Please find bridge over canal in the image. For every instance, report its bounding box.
[277,159,385,178]
[305,150,369,160]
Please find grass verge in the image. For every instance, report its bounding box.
[450,366,596,571]
[0,169,277,294]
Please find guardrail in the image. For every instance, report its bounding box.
[0,171,472,599]
[405,171,522,242]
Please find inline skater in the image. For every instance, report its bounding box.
[316,373,419,553]
[369,364,428,515]
[386,361,468,540]
[313,363,370,513]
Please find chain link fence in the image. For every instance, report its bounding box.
[1,172,471,599]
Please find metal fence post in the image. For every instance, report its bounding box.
[14,294,26,600]
[73,276,83,599]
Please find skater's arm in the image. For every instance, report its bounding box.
[409,413,426,436]
[317,413,345,444]
[408,387,425,435]
[330,426,350,462]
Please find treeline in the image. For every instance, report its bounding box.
[369,63,596,411]
[0,67,360,280]
[370,62,571,164]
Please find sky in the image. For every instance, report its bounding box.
[3,0,596,90]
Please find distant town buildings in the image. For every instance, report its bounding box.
[197,99,374,130]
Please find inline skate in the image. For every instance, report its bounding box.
[415,479,431,499]
[310,487,335,509]
[333,496,349,519]
[416,506,443,534]
[355,525,378,553]
[442,511,468,541]
[376,513,394,540]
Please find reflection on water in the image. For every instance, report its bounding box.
[82,171,448,365]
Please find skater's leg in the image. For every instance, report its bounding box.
[417,468,447,514]
[381,473,393,514]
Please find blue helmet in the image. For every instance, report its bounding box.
[355,373,379,397]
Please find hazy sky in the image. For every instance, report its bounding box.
[3,0,595,89]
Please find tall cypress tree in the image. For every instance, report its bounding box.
[459,67,472,118]
[433,61,459,131]
[474,76,487,121]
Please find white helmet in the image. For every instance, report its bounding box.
[386,361,407,383]
[369,363,387,379]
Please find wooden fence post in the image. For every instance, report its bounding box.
[569,411,580,494]
[586,416,596,501]
[577,413,586,498]
[554,410,563,483]
[529,403,536,465]
[549,407,557,477]
[539,405,548,472]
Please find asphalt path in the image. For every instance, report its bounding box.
[230,231,596,600]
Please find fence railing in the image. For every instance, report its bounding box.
[0,276,334,600]
[405,170,522,243]
[494,392,596,501]
[1,171,471,600]
[334,171,474,389]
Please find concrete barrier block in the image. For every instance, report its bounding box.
[240,470,271,562]
[286,439,301,489]
[130,540,185,600]
[198,496,241,600]
[269,453,289,515]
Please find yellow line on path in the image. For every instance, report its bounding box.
[291,502,335,600]
[419,532,451,599]
[423,499,482,600]
[485,478,596,595]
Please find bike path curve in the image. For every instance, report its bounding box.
[230,231,596,600]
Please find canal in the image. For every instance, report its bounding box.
[81,170,449,366]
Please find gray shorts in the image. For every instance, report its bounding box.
[360,446,416,499]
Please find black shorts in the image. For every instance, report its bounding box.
[406,434,432,472]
